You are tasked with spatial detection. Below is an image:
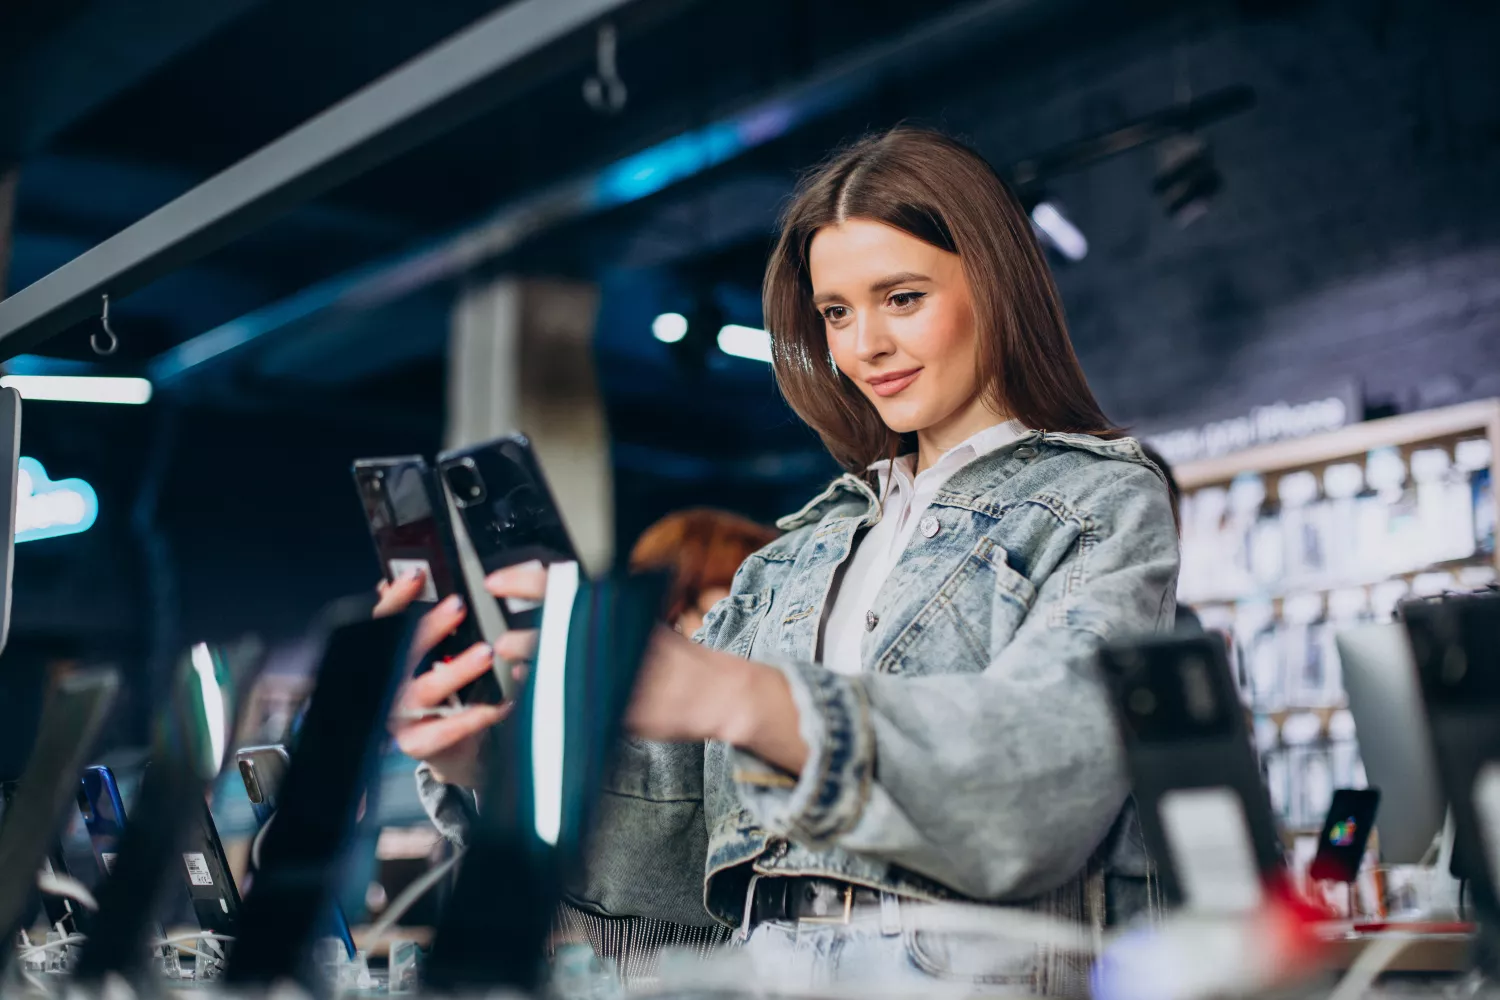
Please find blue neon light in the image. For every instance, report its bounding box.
[15,457,98,542]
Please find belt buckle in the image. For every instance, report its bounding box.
[798,884,854,925]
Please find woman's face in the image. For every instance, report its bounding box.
[808,218,998,451]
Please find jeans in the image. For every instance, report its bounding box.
[738,901,1061,997]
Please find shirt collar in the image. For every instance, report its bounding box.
[870,418,1030,494]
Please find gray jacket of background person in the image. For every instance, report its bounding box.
[418,430,1178,968]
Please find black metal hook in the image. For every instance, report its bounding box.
[93,294,119,356]
[582,23,627,114]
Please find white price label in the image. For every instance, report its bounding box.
[182,852,214,886]
[100,852,117,874]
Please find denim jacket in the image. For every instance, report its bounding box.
[419,430,1178,945]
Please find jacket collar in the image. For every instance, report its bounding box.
[776,431,1163,531]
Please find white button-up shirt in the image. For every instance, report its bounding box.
[819,419,1030,676]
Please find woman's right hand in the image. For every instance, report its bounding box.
[376,566,544,788]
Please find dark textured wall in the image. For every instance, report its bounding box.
[941,0,1500,428]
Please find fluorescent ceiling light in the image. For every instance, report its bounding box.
[717,324,772,364]
[16,458,98,543]
[1030,201,1088,262]
[0,374,153,405]
[651,312,688,344]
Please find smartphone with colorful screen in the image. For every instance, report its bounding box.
[1308,788,1380,883]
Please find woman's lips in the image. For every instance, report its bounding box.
[867,368,921,397]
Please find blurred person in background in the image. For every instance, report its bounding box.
[388,127,1178,996]
[630,508,780,638]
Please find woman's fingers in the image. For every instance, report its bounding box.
[484,560,548,602]
[401,640,493,708]
[373,571,426,618]
[407,595,467,668]
[394,703,510,760]
[493,628,538,665]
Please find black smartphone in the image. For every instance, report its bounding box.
[235,744,357,958]
[225,613,413,989]
[1401,592,1500,924]
[1099,634,1285,912]
[353,455,502,704]
[436,434,578,629]
[1308,788,1380,883]
[181,797,240,939]
[0,669,118,976]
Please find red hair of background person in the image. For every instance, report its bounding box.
[629,509,779,625]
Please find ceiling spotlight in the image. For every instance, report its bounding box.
[1153,133,1222,227]
[1029,201,1088,262]
[651,312,688,344]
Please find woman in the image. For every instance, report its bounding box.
[383,127,1178,996]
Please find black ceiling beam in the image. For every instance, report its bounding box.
[0,0,639,360]
[0,0,263,168]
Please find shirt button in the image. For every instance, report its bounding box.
[864,610,879,631]
[1014,445,1038,460]
[919,515,940,538]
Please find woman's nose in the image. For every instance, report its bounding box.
[852,313,894,363]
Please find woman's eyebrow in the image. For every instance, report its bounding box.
[868,271,931,293]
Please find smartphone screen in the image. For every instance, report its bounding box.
[1309,788,1380,883]
[436,435,578,628]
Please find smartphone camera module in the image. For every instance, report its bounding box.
[443,459,488,509]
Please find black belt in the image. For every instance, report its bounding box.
[749,877,882,925]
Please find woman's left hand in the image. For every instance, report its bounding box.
[625,629,809,774]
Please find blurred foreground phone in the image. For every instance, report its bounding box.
[0,387,19,657]
[225,614,413,989]
[426,565,667,990]
[1100,634,1285,913]
[352,456,502,704]
[1308,788,1380,883]
[436,433,578,630]
[1401,592,1500,936]
[0,669,118,977]
[75,641,259,984]
[235,745,357,957]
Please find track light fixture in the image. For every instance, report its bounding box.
[1153,133,1223,227]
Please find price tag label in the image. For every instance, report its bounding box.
[182,852,214,886]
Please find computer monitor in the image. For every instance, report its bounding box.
[1334,622,1445,864]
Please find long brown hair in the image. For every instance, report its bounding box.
[763,126,1118,472]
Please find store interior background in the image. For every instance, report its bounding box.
[0,0,1497,835]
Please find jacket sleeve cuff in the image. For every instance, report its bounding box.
[731,657,875,844]
[414,761,480,849]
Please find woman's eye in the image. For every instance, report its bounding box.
[821,305,849,323]
[888,291,926,310]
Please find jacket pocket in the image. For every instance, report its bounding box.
[972,536,1037,651]
[710,587,774,657]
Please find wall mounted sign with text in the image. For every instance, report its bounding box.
[16,457,98,542]
[1143,382,1362,466]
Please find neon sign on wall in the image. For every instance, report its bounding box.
[16,458,98,543]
